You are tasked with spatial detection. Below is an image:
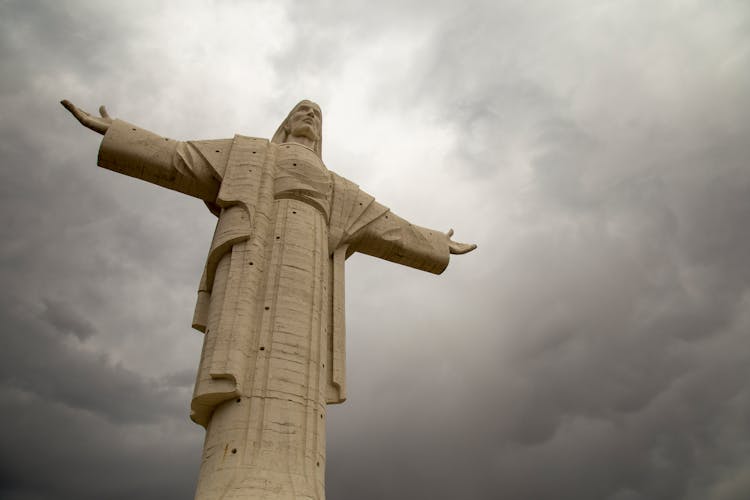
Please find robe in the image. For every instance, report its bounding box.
[97,119,450,500]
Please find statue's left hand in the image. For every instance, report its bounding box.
[60,100,112,135]
[446,229,477,255]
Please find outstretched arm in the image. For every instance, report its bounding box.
[349,210,476,275]
[61,100,227,202]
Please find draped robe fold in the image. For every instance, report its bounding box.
[97,119,451,500]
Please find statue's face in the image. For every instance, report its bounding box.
[287,102,321,141]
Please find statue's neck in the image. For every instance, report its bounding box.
[285,134,316,152]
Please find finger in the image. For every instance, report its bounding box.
[61,100,89,122]
[450,242,477,255]
[446,228,454,238]
[99,105,110,119]
[60,99,77,113]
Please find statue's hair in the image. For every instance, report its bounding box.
[271,100,322,158]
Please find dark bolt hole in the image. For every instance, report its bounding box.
[231,448,237,454]
[260,346,265,351]
[236,398,241,403]
[264,306,270,310]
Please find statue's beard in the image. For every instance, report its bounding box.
[288,123,319,141]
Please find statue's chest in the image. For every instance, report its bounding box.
[274,143,332,219]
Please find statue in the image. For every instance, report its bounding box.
[61,99,476,500]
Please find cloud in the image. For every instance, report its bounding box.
[0,385,200,500]
[1,1,749,500]
[0,295,187,424]
[39,298,97,341]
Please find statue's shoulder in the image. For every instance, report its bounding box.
[232,134,271,146]
[224,135,274,164]
[329,170,356,189]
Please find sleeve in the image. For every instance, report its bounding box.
[349,210,450,275]
[97,119,232,202]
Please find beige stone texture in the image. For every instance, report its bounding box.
[61,99,475,500]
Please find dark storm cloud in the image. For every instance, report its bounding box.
[2,1,750,500]
[1,3,208,499]
[0,295,185,424]
[0,385,200,500]
[0,293,202,499]
[0,1,148,95]
[40,298,96,340]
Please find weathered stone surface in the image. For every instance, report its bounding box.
[61,99,476,499]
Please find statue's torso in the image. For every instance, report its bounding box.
[195,141,332,500]
[274,142,332,220]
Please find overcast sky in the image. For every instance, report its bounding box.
[1,1,749,499]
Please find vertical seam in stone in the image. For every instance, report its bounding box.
[304,206,319,485]
[286,199,300,500]
[254,198,286,468]
[317,221,326,497]
[315,210,326,485]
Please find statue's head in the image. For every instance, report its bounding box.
[272,100,322,157]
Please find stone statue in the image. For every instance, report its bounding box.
[61,99,476,500]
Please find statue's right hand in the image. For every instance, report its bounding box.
[60,100,113,135]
